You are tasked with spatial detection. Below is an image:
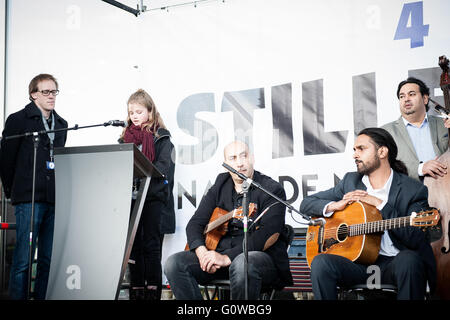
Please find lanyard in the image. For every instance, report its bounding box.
[41,112,55,161]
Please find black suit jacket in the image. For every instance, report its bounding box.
[0,102,67,204]
[186,170,293,288]
[300,170,437,292]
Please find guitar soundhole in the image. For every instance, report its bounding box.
[337,224,348,242]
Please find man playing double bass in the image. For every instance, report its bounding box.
[382,77,450,181]
[165,140,292,299]
[300,127,436,300]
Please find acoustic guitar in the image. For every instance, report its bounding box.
[185,203,257,251]
[305,201,440,268]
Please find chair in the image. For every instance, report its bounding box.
[202,224,295,300]
[338,284,398,300]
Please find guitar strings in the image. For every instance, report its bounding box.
[319,210,435,238]
[322,216,412,237]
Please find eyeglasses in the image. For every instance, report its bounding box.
[38,90,59,96]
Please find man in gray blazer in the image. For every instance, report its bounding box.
[381,77,449,181]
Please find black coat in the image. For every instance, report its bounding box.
[148,128,176,234]
[120,127,176,234]
[186,171,293,289]
[0,102,68,204]
[300,170,437,293]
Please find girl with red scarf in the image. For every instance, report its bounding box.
[120,89,175,300]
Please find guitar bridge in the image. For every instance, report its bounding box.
[317,225,324,253]
[316,224,339,253]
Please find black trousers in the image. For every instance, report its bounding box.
[310,250,427,300]
[164,250,279,300]
[129,200,164,298]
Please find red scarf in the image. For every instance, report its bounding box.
[123,124,156,162]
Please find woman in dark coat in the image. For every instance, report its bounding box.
[119,89,175,300]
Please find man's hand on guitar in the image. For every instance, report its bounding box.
[325,199,352,213]
[343,190,383,208]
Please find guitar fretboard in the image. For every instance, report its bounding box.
[204,211,234,234]
[349,216,411,236]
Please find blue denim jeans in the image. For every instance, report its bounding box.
[9,202,55,300]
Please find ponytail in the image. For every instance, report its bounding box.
[358,127,408,175]
[392,160,408,176]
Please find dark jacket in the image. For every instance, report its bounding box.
[148,128,176,234]
[186,171,293,289]
[0,102,67,205]
[300,170,437,293]
[120,127,176,234]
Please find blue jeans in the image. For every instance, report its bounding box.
[9,202,55,300]
[164,250,279,300]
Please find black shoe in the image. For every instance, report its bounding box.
[129,287,145,300]
[144,286,161,300]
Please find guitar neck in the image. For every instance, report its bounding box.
[349,216,411,236]
[443,87,450,108]
[204,211,234,234]
[443,88,450,148]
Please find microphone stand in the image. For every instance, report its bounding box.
[222,163,322,301]
[222,163,318,224]
[241,180,250,300]
[4,120,124,300]
[4,120,125,141]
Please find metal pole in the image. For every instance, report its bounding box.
[0,0,9,296]
[26,134,39,300]
[0,187,6,293]
[241,181,250,300]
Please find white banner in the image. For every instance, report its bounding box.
[3,0,450,279]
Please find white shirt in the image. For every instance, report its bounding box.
[323,169,399,257]
[362,169,399,257]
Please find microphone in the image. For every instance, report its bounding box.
[428,98,449,118]
[104,120,126,127]
[222,162,317,226]
[308,218,326,226]
[222,162,253,183]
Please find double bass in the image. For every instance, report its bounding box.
[425,55,450,299]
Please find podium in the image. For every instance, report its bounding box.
[46,143,162,300]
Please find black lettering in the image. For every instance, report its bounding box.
[272,83,293,158]
[408,67,443,110]
[302,174,318,198]
[353,72,377,136]
[221,87,265,148]
[177,93,218,164]
[279,175,299,204]
[302,79,348,155]
[177,181,196,209]
[334,173,342,187]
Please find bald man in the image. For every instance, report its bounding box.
[165,141,292,300]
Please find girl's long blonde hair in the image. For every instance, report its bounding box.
[120,89,166,139]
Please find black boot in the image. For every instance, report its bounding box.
[129,287,145,300]
[144,286,161,300]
